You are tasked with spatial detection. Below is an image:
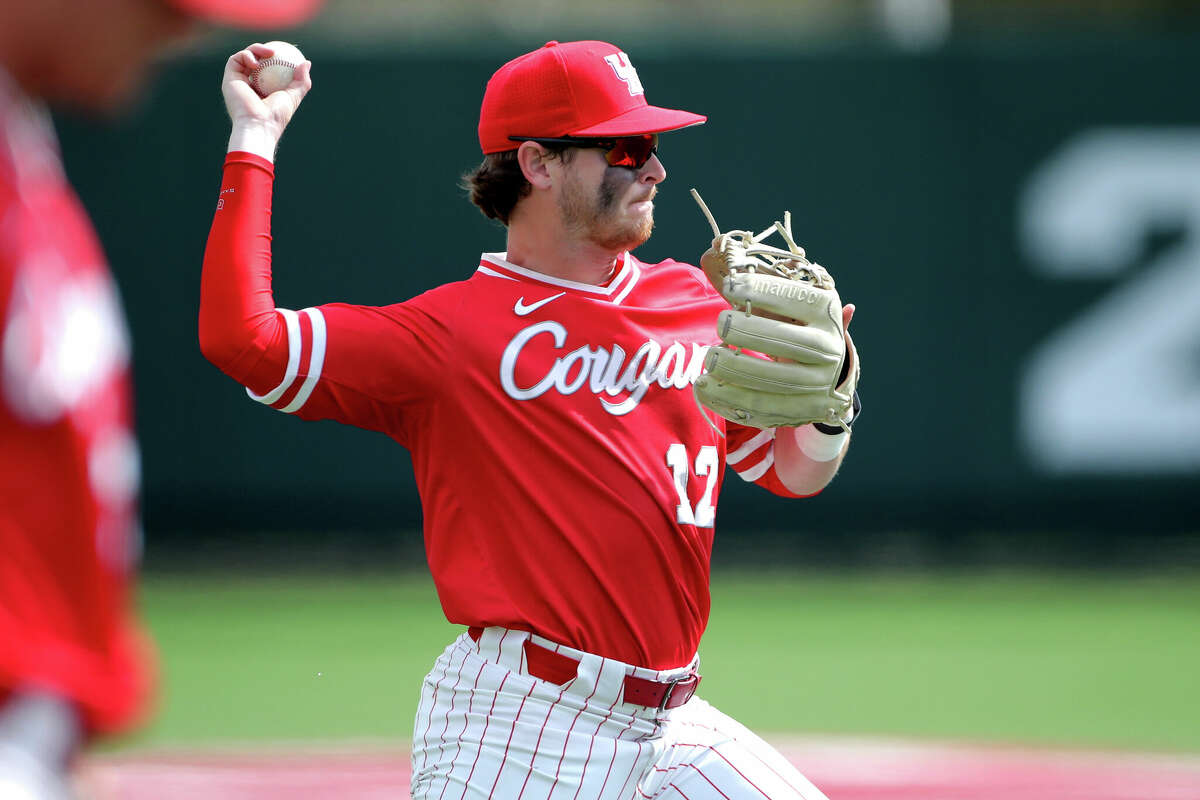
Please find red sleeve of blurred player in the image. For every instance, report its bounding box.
[0,88,152,736]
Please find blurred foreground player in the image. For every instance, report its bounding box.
[0,0,321,797]
[201,40,860,798]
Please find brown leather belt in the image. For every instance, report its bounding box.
[467,627,700,711]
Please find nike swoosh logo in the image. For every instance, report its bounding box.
[514,292,566,316]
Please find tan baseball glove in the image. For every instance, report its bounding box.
[690,190,860,431]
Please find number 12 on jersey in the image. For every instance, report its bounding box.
[666,443,719,528]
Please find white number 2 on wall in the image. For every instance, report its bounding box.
[1019,129,1200,474]
[666,443,719,527]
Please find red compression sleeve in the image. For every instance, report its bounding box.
[198,152,288,391]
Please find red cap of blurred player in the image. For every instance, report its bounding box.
[478,40,706,155]
[165,0,323,27]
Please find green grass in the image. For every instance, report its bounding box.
[700,572,1200,750]
[122,570,1200,752]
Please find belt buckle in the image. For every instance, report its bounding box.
[658,673,700,712]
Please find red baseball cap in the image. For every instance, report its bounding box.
[478,40,706,154]
[164,0,323,27]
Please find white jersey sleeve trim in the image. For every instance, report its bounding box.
[246,308,301,404]
[736,447,775,482]
[280,307,327,413]
[727,429,774,465]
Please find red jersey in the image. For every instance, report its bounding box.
[201,153,807,669]
[0,73,151,733]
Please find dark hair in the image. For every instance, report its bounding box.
[461,143,572,226]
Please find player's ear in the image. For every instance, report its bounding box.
[516,142,556,190]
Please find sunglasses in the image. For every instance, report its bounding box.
[508,134,660,169]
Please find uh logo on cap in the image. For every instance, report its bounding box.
[603,52,645,97]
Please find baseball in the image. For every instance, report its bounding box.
[249,41,305,97]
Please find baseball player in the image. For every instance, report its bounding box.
[201,39,860,798]
[0,1,321,798]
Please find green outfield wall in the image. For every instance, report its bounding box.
[53,35,1200,556]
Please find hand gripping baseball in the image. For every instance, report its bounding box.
[690,189,861,431]
[222,42,312,158]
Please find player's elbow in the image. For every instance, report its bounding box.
[198,320,241,371]
[197,309,292,394]
[197,316,272,378]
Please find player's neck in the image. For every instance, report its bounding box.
[505,225,620,286]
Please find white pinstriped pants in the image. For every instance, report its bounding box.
[410,628,828,800]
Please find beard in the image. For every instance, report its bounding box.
[559,168,654,253]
